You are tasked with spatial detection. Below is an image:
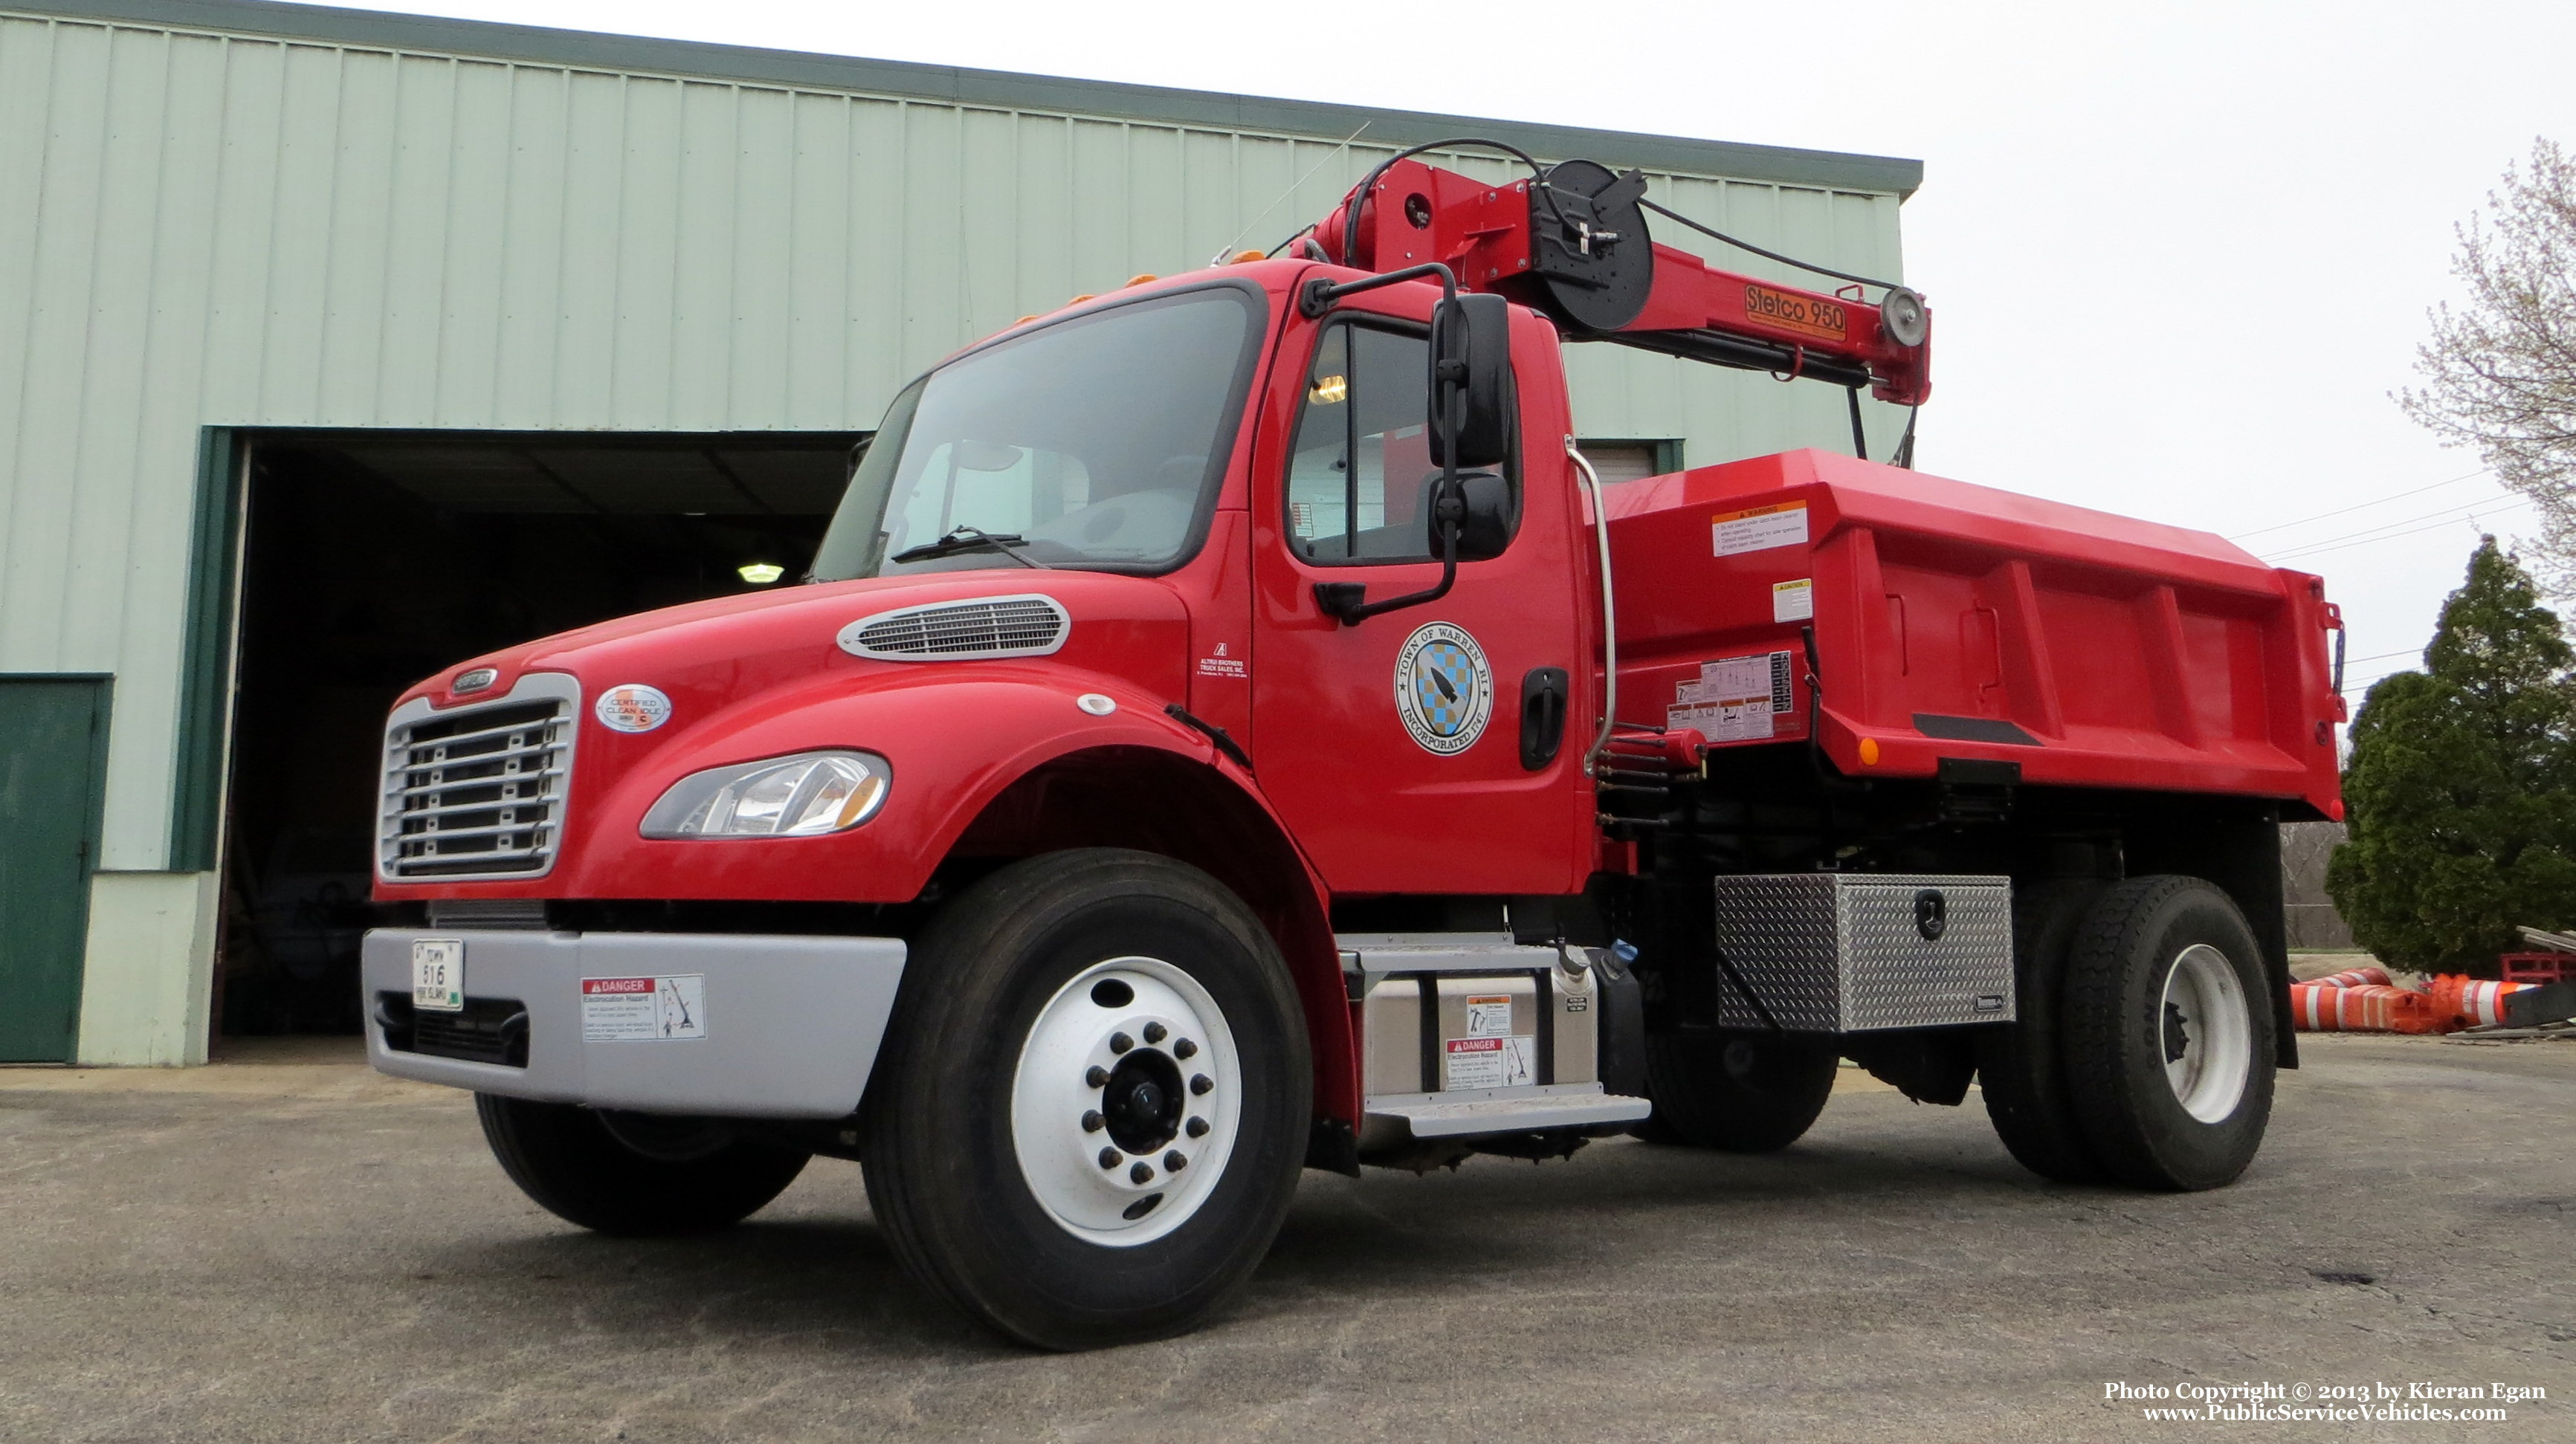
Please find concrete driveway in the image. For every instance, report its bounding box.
[2,1034,2569,1442]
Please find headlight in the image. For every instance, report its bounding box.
[640,751,891,838]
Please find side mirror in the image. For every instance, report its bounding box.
[1447,471,1512,561]
[1428,292,1512,469]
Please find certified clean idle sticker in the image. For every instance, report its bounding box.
[1393,621,1494,756]
[581,975,706,1040]
[594,684,673,734]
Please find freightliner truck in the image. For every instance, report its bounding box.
[362,146,2346,1348]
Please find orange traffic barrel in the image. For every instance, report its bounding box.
[2310,965,2392,989]
[2429,974,2534,1029]
[2290,981,2438,1032]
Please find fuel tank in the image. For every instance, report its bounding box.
[1601,450,2343,817]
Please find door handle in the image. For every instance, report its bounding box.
[1520,666,1569,771]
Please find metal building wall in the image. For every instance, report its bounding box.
[0,1,1914,1062]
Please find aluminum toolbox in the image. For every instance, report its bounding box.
[1711,874,2013,1032]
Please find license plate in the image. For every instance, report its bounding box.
[413,938,465,1012]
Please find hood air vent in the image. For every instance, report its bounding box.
[839,593,1071,661]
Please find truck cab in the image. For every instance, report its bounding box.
[363,152,2343,1350]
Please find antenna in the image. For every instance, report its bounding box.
[1209,121,1372,267]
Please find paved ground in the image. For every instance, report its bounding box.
[3,1033,2571,1443]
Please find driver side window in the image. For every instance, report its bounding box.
[1285,321,1516,566]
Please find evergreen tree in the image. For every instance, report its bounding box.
[2327,538,2576,974]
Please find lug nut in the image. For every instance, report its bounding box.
[1085,1066,1110,1088]
[1163,1150,1187,1171]
[1189,1074,1213,1095]
[1186,1117,1210,1138]
[1174,1038,1198,1059]
[1098,1147,1120,1170]
[1129,1162,1154,1185]
[1143,1022,1167,1044]
[1110,1032,1134,1054]
[1082,1110,1104,1133]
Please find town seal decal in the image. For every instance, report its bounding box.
[1393,621,1494,756]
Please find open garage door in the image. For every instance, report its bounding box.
[215,431,863,1038]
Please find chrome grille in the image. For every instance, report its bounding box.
[837,594,1069,661]
[378,676,579,881]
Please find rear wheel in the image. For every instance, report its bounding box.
[860,849,1310,1350]
[1640,1030,1839,1153]
[474,1095,810,1236]
[2060,875,2276,1191]
[1977,879,2107,1182]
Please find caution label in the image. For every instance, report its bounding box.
[1711,502,1809,557]
[581,975,707,1041]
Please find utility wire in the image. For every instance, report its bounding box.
[2228,467,2495,542]
[2265,494,2531,562]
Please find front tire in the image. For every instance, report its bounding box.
[475,1096,810,1235]
[860,849,1311,1350]
[2060,876,2276,1191]
[1640,1030,1839,1153]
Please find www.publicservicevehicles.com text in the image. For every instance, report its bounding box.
[2105,1380,2542,1422]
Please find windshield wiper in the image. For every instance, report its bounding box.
[888,525,1050,569]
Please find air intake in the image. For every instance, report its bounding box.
[837,594,1070,661]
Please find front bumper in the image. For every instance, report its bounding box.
[361,929,906,1118]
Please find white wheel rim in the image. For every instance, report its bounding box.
[2160,943,2252,1124]
[1009,956,1243,1247]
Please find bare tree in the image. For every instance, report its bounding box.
[2401,139,2576,584]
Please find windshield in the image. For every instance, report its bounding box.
[810,285,1265,580]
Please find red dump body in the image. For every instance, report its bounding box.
[1607,450,2343,819]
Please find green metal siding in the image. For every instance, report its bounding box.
[0,4,1908,880]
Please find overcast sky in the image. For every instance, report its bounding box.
[305,0,2575,696]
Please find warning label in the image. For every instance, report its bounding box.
[1711,502,1808,557]
[1669,650,1798,742]
[581,975,707,1041]
[1444,1035,1535,1090]
[1464,994,1514,1037]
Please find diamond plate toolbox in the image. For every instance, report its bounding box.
[1711,874,2014,1032]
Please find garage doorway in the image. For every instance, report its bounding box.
[214,431,863,1038]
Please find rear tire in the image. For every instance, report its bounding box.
[860,849,1311,1350]
[475,1095,810,1236]
[1977,879,2108,1182]
[1641,1031,1839,1153]
[2060,875,2276,1191]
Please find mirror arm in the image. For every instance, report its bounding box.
[1298,263,1459,319]
[1315,499,1463,627]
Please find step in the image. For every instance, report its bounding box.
[1365,1082,1653,1139]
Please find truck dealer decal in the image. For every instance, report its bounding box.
[1392,621,1494,756]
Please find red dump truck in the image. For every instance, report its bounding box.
[361,144,2346,1348]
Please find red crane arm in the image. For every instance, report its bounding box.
[1308,156,1930,407]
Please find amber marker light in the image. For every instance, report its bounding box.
[1858,737,1882,765]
